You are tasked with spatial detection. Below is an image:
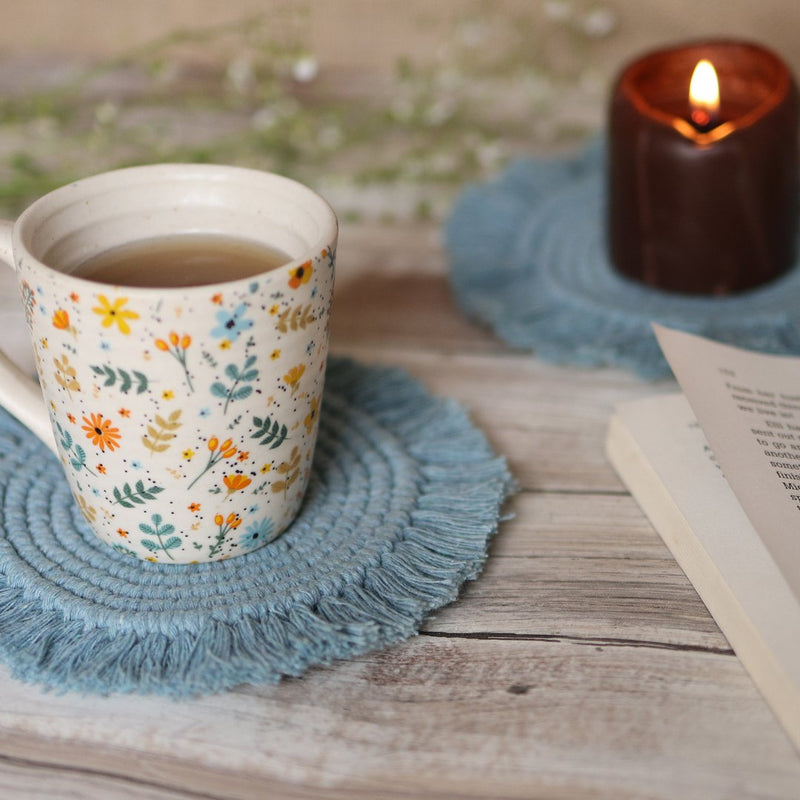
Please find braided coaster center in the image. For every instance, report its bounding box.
[0,357,512,695]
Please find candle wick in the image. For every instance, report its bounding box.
[690,107,718,133]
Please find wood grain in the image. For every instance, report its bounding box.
[0,221,797,798]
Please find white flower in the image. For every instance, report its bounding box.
[543,1,572,21]
[582,8,617,38]
[227,55,254,92]
[292,55,319,83]
[251,107,278,131]
[94,102,118,126]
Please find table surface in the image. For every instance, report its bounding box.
[0,220,798,799]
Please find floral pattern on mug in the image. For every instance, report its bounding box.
[22,244,336,563]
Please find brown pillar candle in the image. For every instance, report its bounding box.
[608,40,799,295]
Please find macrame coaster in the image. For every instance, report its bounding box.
[445,141,800,379]
[0,357,512,696]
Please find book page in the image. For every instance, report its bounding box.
[607,393,800,752]
[654,324,800,604]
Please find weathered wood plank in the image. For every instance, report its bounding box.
[424,492,729,650]
[332,344,672,492]
[0,635,797,800]
[332,222,502,355]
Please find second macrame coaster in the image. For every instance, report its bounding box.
[445,142,800,380]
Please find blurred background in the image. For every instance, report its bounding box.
[0,0,796,222]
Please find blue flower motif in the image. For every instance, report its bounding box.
[211,303,254,341]
[129,459,143,470]
[239,517,275,551]
[199,407,211,418]
[100,340,111,351]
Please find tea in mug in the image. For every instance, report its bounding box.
[70,234,292,288]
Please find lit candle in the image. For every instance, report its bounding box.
[608,41,799,295]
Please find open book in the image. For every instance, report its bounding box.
[606,325,800,753]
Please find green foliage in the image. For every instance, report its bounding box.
[112,480,165,508]
[91,364,149,394]
[251,415,288,449]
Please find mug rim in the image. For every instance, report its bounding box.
[12,162,338,294]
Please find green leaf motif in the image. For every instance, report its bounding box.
[214,355,260,413]
[112,480,165,508]
[252,415,288,449]
[91,364,150,394]
[138,513,180,560]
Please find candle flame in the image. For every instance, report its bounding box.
[689,59,720,129]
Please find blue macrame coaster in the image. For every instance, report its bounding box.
[0,357,512,697]
[445,141,800,379]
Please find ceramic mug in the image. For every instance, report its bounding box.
[0,164,337,563]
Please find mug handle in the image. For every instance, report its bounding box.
[0,220,58,454]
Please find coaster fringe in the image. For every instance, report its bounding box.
[446,142,800,379]
[0,357,512,696]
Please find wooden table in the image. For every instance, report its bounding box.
[0,220,798,799]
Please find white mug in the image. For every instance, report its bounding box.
[0,164,337,563]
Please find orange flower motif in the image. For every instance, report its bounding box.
[81,413,122,452]
[288,261,313,289]
[188,502,201,513]
[67,413,76,424]
[69,292,80,302]
[223,474,252,495]
[52,309,70,330]
[189,436,239,489]
[118,408,131,418]
[97,464,107,475]
[117,528,128,538]
[214,512,242,528]
[237,451,249,462]
[211,293,223,305]
[155,332,193,391]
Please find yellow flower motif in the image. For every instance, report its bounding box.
[162,390,175,400]
[270,349,281,360]
[92,294,140,335]
[182,448,195,460]
[283,364,306,394]
[219,339,232,350]
[260,463,272,474]
[304,396,320,434]
[269,304,280,315]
